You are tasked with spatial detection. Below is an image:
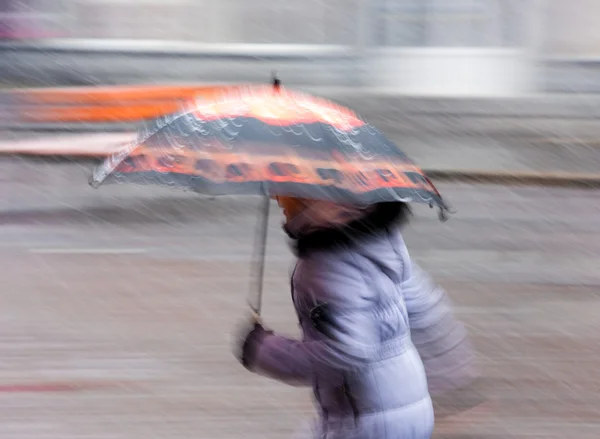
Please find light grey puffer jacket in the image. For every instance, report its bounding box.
[253,227,446,439]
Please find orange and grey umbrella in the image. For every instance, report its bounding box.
[90,79,452,314]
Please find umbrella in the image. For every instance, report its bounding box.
[90,78,452,315]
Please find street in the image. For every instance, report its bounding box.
[1,157,600,438]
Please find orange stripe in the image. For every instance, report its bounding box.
[17,85,236,105]
[22,103,186,123]
[16,85,366,128]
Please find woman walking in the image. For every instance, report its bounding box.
[235,197,479,439]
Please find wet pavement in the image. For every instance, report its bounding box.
[0,159,600,438]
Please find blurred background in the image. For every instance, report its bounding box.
[0,2,600,439]
[0,0,599,92]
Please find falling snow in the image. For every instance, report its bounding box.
[1,1,600,438]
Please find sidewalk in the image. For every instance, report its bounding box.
[1,131,598,187]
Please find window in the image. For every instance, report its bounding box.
[268,162,300,177]
[226,163,251,179]
[316,168,344,183]
[195,159,217,172]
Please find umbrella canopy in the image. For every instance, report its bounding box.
[89,82,452,315]
[90,84,450,217]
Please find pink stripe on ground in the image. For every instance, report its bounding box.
[0,381,135,393]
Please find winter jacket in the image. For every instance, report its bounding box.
[251,203,437,439]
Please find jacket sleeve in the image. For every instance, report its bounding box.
[251,260,377,385]
[403,262,479,396]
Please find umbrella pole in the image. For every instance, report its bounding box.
[248,195,271,316]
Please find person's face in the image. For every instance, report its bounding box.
[273,196,307,222]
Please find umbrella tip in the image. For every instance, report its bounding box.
[88,174,99,189]
[272,72,281,91]
[436,202,456,222]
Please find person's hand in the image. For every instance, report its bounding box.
[233,311,273,371]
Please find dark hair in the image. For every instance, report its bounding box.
[286,202,411,257]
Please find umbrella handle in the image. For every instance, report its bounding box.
[247,195,271,316]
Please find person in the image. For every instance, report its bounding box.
[234,197,481,439]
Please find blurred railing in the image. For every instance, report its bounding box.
[0,0,544,94]
[375,0,526,47]
[26,0,362,45]
[2,0,527,49]
[0,0,67,38]
[8,1,600,93]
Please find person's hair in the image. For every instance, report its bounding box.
[288,202,412,257]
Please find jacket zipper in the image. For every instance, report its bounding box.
[343,375,360,427]
[314,377,329,436]
[294,266,329,435]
